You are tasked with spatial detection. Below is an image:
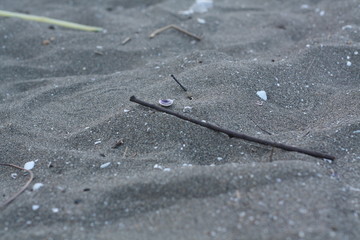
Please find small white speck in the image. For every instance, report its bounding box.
[299,208,308,214]
[306,44,311,48]
[182,163,193,167]
[301,4,309,9]
[353,130,360,134]
[342,25,353,30]
[319,10,325,16]
[11,173,17,179]
[154,164,163,170]
[33,183,44,191]
[96,45,103,49]
[347,61,352,67]
[52,208,59,213]
[94,140,102,145]
[100,162,111,169]
[32,205,40,211]
[24,161,35,170]
[354,51,359,55]
[123,109,130,113]
[197,18,206,24]
[217,157,223,161]
[347,56,351,59]
[163,168,171,172]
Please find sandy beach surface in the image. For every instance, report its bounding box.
[1,0,360,239]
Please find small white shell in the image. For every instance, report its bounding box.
[33,183,44,191]
[32,205,40,211]
[100,162,111,169]
[256,90,267,101]
[24,161,35,170]
[159,99,174,107]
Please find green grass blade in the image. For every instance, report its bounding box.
[0,9,103,32]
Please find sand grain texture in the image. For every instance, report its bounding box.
[0,0,360,239]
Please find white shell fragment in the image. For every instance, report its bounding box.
[32,205,40,211]
[159,99,174,107]
[183,106,193,113]
[24,161,35,170]
[256,90,268,101]
[154,164,163,170]
[197,18,206,24]
[52,208,59,213]
[100,162,111,169]
[33,183,44,191]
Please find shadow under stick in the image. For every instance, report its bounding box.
[129,96,335,161]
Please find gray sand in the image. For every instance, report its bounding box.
[0,0,360,239]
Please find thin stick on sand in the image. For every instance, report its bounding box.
[0,163,34,209]
[0,9,103,32]
[149,24,202,41]
[130,96,335,161]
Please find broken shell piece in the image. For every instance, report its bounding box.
[24,161,35,170]
[256,90,267,101]
[159,99,174,107]
[183,106,193,113]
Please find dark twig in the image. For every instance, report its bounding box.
[170,74,187,91]
[112,139,124,149]
[130,96,335,161]
[0,163,34,209]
